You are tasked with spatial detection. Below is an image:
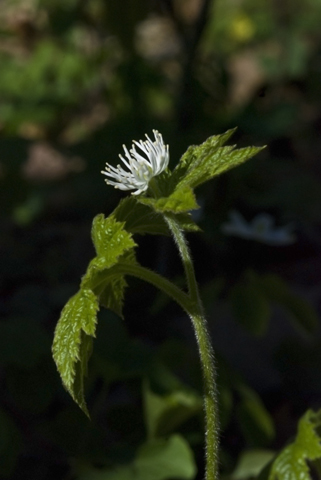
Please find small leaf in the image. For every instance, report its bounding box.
[268,409,321,480]
[232,449,275,479]
[229,282,270,336]
[52,288,99,415]
[139,186,199,214]
[91,214,136,266]
[74,435,196,480]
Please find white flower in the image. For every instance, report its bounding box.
[221,210,296,245]
[101,130,169,195]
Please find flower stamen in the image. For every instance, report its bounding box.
[101,130,169,195]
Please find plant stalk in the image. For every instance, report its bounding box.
[165,215,219,480]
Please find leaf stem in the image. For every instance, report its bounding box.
[165,215,219,480]
[92,261,194,315]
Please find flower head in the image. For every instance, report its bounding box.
[101,130,169,195]
[221,210,296,245]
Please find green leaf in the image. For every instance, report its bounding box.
[139,186,199,214]
[258,274,318,334]
[171,129,264,190]
[171,128,237,186]
[113,196,200,235]
[85,250,137,318]
[236,385,275,446]
[268,410,321,480]
[232,449,275,479]
[91,214,136,267]
[98,275,128,318]
[113,196,170,236]
[229,282,271,336]
[52,288,99,416]
[74,435,196,480]
[143,379,202,438]
[81,215,137,319]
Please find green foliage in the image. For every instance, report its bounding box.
[90,214,136,269]
[74,435,196,480]
[139,186,199,215]
[267,410,321,480]
[231,450,275,479]
[2,0,321,478]
[143,366,202,438]
[52,289,99,415]
[52,128,263,419]
[170,130,264,191]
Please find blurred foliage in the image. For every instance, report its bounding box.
[1,0,321,478]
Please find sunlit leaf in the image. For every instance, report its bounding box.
[170,129,264,190]
[139,186,199,214]
[52,288,99,415]
[268,410,321,480]
[91,214,136,264]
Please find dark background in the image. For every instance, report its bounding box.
[1,0,321,478]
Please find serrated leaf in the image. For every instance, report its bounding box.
[268,410,321,480]
[229,282,270,336]
[85,250,137,319]
[170,128,237,187]
[139,186,199,214]
[98,275,128,318]
[91,214,136,265]
[258,274,318,334]
[52,288,99,415]
[74,435,196,480]
[170,129,264,191]
[81,215,136,312]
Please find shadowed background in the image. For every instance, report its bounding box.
[1,0,321,478]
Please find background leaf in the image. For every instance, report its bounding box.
[74,435,196,480]
[268,410,321,480]
[143,375,202,438]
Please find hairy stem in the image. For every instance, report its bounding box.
[165,215,219,480]
[89,261,194,315]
